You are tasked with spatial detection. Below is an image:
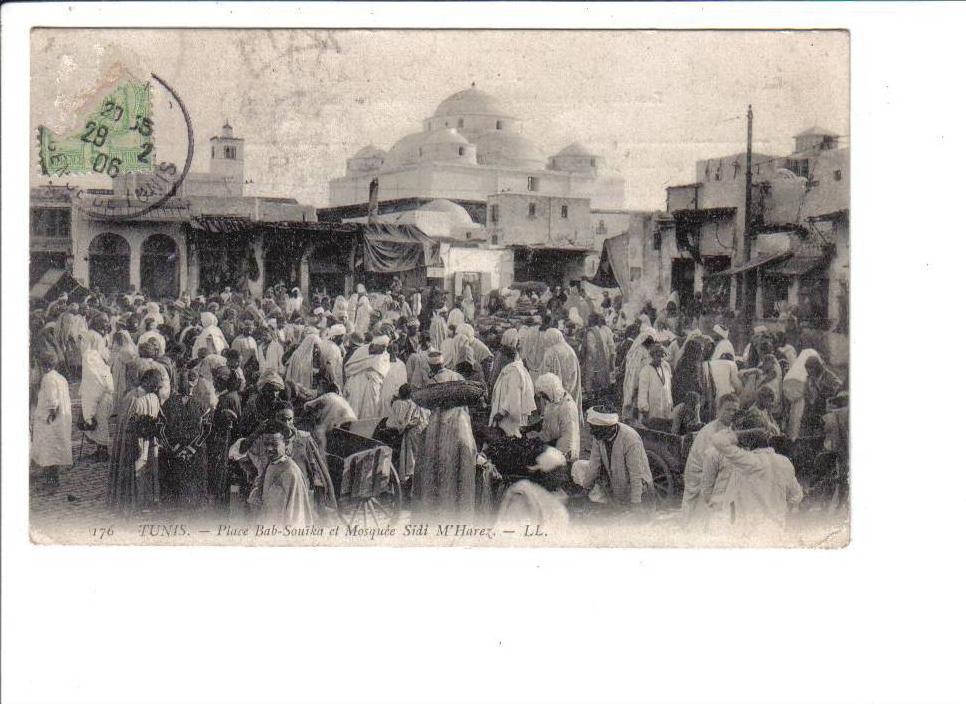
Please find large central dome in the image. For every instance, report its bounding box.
[434,86,512,118]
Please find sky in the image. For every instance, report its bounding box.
[31,29,849,210]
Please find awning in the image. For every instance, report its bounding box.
[360,223,443,273]
[185,218,441,273]
[766,254,828,277]
[29,269,90,303]
[587,232,629,291]
[672,207,736,225]
[709,250,791,277]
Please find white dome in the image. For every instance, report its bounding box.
[474,131,545,168]
[421,128,470,146]
[385,131,429,166]
[556,141,595,157]
[419,199,474,225]
[434,86,512,118]
[353,144,386,159]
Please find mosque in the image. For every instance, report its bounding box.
[327,85,626,214]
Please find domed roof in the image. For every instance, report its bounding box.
[421,128,470,146]
[352,144,386,159]
[474,131,545,167]
[556,141,595,157]
[385,131,430,165]
[434,86,511,118]
[419,199,474,225]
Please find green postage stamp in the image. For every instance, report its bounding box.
[38,80,155,177]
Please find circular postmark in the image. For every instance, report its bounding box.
[42,73,194,220]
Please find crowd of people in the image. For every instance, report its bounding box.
[29,274,848,535]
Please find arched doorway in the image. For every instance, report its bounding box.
[88,233,130,293]
[141,233,180,299]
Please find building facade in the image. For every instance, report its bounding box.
[30,123,321,299]
[328,86,625,211]
[664,127,849,330]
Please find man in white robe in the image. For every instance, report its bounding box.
[637,345,674,422]
[80,349,114,459]
[710,324,736,360]
[31,352,73,489]
[534,373,580,461]
[343,335,391,419]
[191,312,228,358]
[489,330,536,438]
[258,423,316,528]
[285,326,325,390]
[707,428,803,535]
[318,324,346,393]
[539,328,583,419]
[680,392,740,524]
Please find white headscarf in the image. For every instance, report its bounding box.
[785,348,821,384]
[535,372,566,403]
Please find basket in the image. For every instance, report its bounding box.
[412,380,487,410]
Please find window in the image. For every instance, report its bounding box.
[834,169,842,181]
[496,120,503,130]
[653,231,662,250]
[491,232,499,244]
[458,146,465,156]
[528,202,537,218]
[224,146,236,159]
[458,118,464,128]
[418,147,423,157]
[527,176,539,192]
[590,158,596,167]
[211,146,215,158]
[490,204,499,224]
[787,159,810,178]
[596,219,607,234]
[561,204,569,219]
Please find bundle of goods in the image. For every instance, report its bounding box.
[412,380,487,410]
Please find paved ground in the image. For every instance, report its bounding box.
[30,382,117,531]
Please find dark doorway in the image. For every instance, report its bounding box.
[140,233,180,299]
[88,233,130,293]
[671,258,695,309]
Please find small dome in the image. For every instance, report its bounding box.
[353,144,386,159]
[434,86,511,118]
[419,199,474,225]
[421,128,470,146]
[385,131,430,166]
[556,142,595,157]
[474,131,545,167]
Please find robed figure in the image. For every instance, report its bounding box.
[416,368,478,518]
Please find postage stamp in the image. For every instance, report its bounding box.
[38,79,156,178]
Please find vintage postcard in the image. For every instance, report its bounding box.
[27,28,849,547]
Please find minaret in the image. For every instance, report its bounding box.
[209,121,245,196]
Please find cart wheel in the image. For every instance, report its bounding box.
[646,450,679,510]
[341,466,403,528]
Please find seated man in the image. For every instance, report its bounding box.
[582,406,654,511]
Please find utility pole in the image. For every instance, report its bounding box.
[741,104,754,342]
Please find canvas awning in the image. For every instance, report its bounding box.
[710,250,792,277]
[360,223,443,273]
[29,269,89,303]
[587,232,629,291]
[766,254,828,277]
[186,218,441,273]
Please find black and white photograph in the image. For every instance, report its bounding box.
[24,27,850,547]
[4,4,966,704]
